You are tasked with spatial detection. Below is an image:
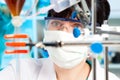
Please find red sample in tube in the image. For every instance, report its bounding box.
[5,50,28,54]
[4,34,28,39]
[6,42,26,47]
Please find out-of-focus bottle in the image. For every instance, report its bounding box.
[39,0,81,14]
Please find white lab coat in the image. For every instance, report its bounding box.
[0,58,119,80]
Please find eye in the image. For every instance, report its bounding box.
[51,21,62,27]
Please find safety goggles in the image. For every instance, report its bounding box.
[45,17,85,33]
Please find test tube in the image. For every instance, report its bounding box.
[5,50,28,54]
[4,34,29,39]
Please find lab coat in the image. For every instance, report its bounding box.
[0,58,119,80]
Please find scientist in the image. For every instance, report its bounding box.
[0,0,120,80]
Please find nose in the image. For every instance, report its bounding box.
[61,25,69,32]
[60,23,72,33]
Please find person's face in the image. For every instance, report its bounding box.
[47,20,84,33]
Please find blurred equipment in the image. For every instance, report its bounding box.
[38,0,81,13]
[0,2,14,69]
[5,0,25,16]
[112,52,120,63]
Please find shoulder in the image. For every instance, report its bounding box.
[0,58,54,80]
[88,60,120,80]
[10,58,54,78]
[108,71,120,80]
[9,58,51,68]
[4,58,53,74]
[99,67,120,80]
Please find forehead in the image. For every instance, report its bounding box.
[45,17,83,25]
[45,17,81,23]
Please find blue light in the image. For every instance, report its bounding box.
[71,11,77,19]
[38,0,50,8]
[90,42,103,54]
[73,27,81,38]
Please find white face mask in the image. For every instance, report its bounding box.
[43,30,89,69]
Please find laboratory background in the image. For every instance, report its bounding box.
[0,0,120,79]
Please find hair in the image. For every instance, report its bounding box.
[48,7,74,18]
[47,0,110,26]
[96,0,110,26]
